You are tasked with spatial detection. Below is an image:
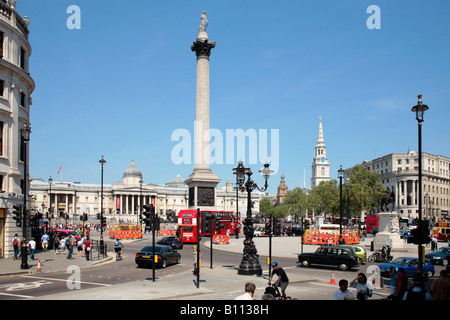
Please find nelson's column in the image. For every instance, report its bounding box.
[185,10,221,208]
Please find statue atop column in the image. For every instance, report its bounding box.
[199,10,209,31]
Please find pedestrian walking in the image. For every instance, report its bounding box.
[387,267,398,298]
[60,236,66,254]
[54,234,60,254]
[350,272,373,300]
[334,279,354,300]
[235,282,256,300]
[430,270,450,300]
[28,237,36,261]
[84,237,91,261]
[41,233,49,252]
[77,238,83,257]
[66,235,74,259]
[11,233,20,260]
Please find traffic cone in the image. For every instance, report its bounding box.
[329,271,336,284]
[36,259,42,273]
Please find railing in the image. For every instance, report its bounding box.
[90,240,108,260]
[0,0,29,39]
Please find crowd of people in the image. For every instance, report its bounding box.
[10,222,103,262]
[334,267,450,300]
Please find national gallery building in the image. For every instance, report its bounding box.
[30,161,263,223]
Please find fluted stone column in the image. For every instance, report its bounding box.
[185,13,221,209]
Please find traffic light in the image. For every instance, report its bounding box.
[96,213,101,219]
[101,216,107,228]
[408,220,431,245]
[202,211,212,234]
[12,205,21,227]
[143,204,154,227]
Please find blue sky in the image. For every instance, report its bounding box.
[21,0,450,193]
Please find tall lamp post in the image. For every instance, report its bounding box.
[411,94,429,277]
[233,160,273,275]
[48,176,53,218]
[139,178,143,225]
[99,155,106,255]
[338,165,344,244]
[20,125,31,269]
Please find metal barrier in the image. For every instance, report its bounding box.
[90,240,108,260]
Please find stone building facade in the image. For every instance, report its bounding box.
[359,151,450,220]
[30,161,263,225]
[0,0,34,258]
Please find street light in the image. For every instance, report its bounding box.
[139,178,143,225]
[233,160,273,275]
[20,124,31,269]
[99,155,106,255]
[338,165,344,244]
[411,94,429,278]
[232,160,247,240]
[48,176,53,218]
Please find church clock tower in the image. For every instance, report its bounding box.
[311,116,330,188]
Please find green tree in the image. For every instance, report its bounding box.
[309,180,340,217]
[274,204,290,218]
[259,198,274,217]
[346,164,386,216]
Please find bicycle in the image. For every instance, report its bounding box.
[264,283,291,300]
[115,248,123,261]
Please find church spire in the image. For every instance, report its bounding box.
[317,116,325,146]
[311,116,330,188]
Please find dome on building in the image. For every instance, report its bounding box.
[122,160,143,185]
[166,175,187,188]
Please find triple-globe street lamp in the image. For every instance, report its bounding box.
[233,160,273,275]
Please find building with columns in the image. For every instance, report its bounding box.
[0,0,34,258]
[30,161,263,224]
[358,151,450,220]
[311,116,330,188]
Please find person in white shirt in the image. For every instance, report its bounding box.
[235,282,256,300]
[28,238,36,261]
[334,279,354,300]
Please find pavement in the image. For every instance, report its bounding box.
[0,232,444,300]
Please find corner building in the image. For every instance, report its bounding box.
[0,1,34,258]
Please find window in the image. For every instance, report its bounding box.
[0,121,3,156]
[0,31,3,58]
[20,92,26,107]
[20,47,26,69]
[0,79,3,96]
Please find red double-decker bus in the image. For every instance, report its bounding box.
[178,210,240,243]
[366,214,378,233]
[177,209,199,243]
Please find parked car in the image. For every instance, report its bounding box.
[135,245,181,268]
[286,226,303,237]
[341,244,367,262]
[378,257,435,278]
[254,227,265,237]
[297,245,362,271]
[398,231,413,240]
[157,236,183,250]
[425,247,450,266]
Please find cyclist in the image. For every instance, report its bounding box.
[114,237,123,260]
[268,261,289,299]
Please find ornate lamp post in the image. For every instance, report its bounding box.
[233,160,273,275]
[411,94,429,277]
